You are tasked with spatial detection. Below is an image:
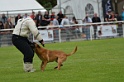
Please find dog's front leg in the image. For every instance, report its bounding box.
[41,61,47,72]
[41,61,44,67]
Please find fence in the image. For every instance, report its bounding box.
[0,21,124,47]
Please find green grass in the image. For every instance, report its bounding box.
[0,38,124,82]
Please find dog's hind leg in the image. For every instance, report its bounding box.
[57,61,62,70]
[56,58,64,70]
[54,64,63,69]
[54,58,63,69]
[56,57,67,70]
[41,61,47,71]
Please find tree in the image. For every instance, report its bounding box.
[36,0,57,10]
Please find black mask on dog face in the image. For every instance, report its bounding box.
[30,42,35,49]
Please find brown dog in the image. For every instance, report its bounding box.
[33,42,77,71]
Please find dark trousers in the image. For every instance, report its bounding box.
[12,34,34,63]
[93,25,97,39]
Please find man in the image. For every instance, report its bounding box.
[12,16,44,72]
[4,18,14,45]
[35,11,42,27]
[104,11,112,22]
[0,13,7,23]
[0,21,4,47]
[61,15,71,41]
[57,11,64,24]
[92,13,101,39]
[52,16,59,26]
[15,14,22,25]
[83,14,92,40]
[30,11,36,20]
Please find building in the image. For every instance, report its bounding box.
[54,0,124,22]
[111,0,124,14]
[56,0,103,23]
[0,0,46,15]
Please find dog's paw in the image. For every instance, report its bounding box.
[54,66,58,69]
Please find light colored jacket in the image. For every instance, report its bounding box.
[13,16,42,41]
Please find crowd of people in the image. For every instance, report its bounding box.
[82,9,124,40]
[0,9,124,41]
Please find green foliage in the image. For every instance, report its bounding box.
[0,38,124,82]
[36,0,57,10]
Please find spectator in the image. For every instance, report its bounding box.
[35,11,42,27]
[30,11,35,20]
[44,11,50,19]
[115,13,122,21]
[57,11,64,24]
[4,18,14,45]
[0,21,4,29]
[70,17,81,38]
[52,16,59,40]
[40,17,49,26]
[0,21,5,47]
[92,13,101,39]
[105,11,112,22]
[15,14,22,25]
[61,15,70,26]
[53,16,59,26]
[61,15,71,41]
[47,21,54,39]
[121,9,124,21]
[23,13,28,18]
[43,11,50,25]
[50,12,55,21]
[71,17,78,24]
[108,11,117,21]
[4,18,14,29]
[1,13,7,24]
[115,13,123,36]
[83,14,92,40]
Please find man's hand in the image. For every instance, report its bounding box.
[39,39,45,47]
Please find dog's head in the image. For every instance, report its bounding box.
[30,42,41,49]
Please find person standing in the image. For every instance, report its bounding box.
[83,14,92,40]
[53,16,59,26]
[52,16,59,40]
[30,11,36,20]
[92,13,101,39]
[0,21,5,47]
[70,17,80,38]
[57,11,64,24]
[4,18,14,45]
[35,11,43,27]
[121,9,124,21]
[104,11,112,22]
[0,13,7,24]
[61,15,71,41]
[43,11,50,25]
[12,16,44,72]
[15,14,22,25]
[50,12,55,21]
[4,18,14,29]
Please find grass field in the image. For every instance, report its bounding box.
[0,38,124,82]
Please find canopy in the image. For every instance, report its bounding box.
[0,0,46,14]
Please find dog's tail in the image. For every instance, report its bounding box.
[66,46,77,56]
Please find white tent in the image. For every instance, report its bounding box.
[0,0,46,14]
